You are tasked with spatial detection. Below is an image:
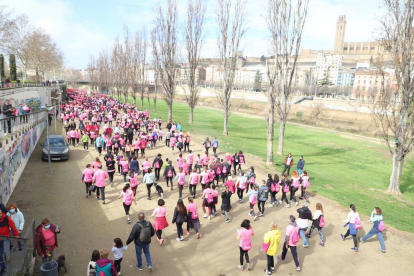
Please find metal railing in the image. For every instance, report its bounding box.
[0,111,48,142]
[0,219,36,275]
[0,82,61,90]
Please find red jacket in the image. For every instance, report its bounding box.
[35,223,60,256]
[285,157,294,166]
[0,213,18,239]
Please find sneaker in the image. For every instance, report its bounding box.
[239,199,243,203]
[286,204,290,208]
[264,269,272,275]
[295,202,299,206]
[208,216,211,220]
[359,237,365,243]
[238,265,244,270]
[254,215,258,221]
[118,272,121,275]
[306,233,311,238]
[127,219,131,224]
[176,238,181,242]
[203,214,208,218]
[294,267,301,271]
[248,212,252,216]
[225,218,231,223]
[149,266,153,272]
[319,242,324,246]
[247,264,251,270]
[87,150,89,152]
[269,204,273,208]
[303,244,309,248]
[180,236,184,241]
[102,201,106,204]
[378,248,386,253]
[136,265,143,270]
[340,234,345,241]
[271,267,275,272]
[221,213,226,217]
[185,230,190,235]
[351,247,359,252]
[277,256,284,263]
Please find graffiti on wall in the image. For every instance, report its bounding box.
[21,130,31,158]
[26,97,42,111]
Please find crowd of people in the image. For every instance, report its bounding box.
[0,87,387,276]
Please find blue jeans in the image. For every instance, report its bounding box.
[297,169,302,176]
[362,227,386,251]
[135,243,152,268]
[9,230,22,251]
[299,229,308,246]
[0,240,5,269]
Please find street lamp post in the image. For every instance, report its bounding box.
[43,106,55,173]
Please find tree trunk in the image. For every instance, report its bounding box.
[267,101,275,164]
[141,96,144,108]
[277,121,285,155]
[168,102,173,122]
[223,104,229,136]
[189,106,194,124]
[153,98,157,111]
[388,151,403,196]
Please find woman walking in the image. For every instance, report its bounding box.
[174,167,187,200]
[111,238,127,275]
[340,204,361,252]
[280,175,291,208]
[269,174,280,207]
[150,199,169,246]
[96,248,117,276]
[221,185,232,222]
[118,184,136,224]
[246,185,258,221]
[277,215,300,271]
[306,203,325,246]
[186,197,201,239]
[172,199,187,242]
[237,219,254,271]
[263,222,281,275]
[6,204,24,251]
[189,168,199,198]
[143,168,155,200]
[235,172,248,203]
[359,207,386,253]
[106,156,116,187]
[290,171,300,206]
[82,164,94,198]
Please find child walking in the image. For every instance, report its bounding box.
[111,238,127,275]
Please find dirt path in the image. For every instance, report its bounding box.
[9,121,413,276]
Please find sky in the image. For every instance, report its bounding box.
[1,0,386,69]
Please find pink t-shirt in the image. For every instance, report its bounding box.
[129,173,138,187]
[177,172,186,185]
[203,188,212,198]
[186,202,197,213]
[238,228,253,248]
[42,228,55,247]
[93,170,108,187]
[224,180,236,194]
[122,190,133,204]
[286,224,300,246]
[83,168,94,182]
[153,206,167,217]
[92,161,101,171]
[189,172,199,185]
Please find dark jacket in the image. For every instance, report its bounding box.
[2,104,13,117]
[221,191,232,212]
[126,220,155,246]
[163,165,176,178]
[172,207,187,224]
[130,160,139,173]
[152,157,163,169]
[35,223,60,256]
[297,159,305,170]
[297,207,312,220]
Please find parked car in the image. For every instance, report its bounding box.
[41,135,70,161]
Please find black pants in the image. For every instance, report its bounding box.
[166,139,170,147]
[233,163,238,174]
[156,230,162,239]
[237,188,244,200]
[282,164,291,176]
[97,147,102,155]
[155,168,161,180]
[239,247,249,265]
[166,177,173,187]
[114,258,122,273]
[108,171,115,183]
[258,201,265,214]
[96,187,105,201]
[85,182,92,196]
[184,142,190,152]
[146,184,153,198]
[281,242,299,267]
[178,185,184,199]
[205,147,210,154]
[270,191,277,204]
[71,138,76,146]
[176,222,183,238]
[267,254,274,271]
[213,147,217,154]
[123,203,131,215]
[189,185,196,197]
[344,229,358,247]
[4,117,11,133]
[290,187,298,202]
[281,191,289,204]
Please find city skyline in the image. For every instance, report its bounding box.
[2,0,385,68]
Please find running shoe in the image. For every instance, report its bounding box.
[294,267,301,271]
[340,234,345,241]
[277,256,284,263]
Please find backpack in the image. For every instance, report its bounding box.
[125,191,133,205]
[241,237,252,251]
[216,167,221,175]
[319,215,325,228]
[240,180,247,190]
[271,182,280,193]
[234,155,239,163]
[222,165,227,174]
[292,178,300,189]
[155,161,160,169]
[251,195,257,205]
[261,187,269,199]
[354,218,362,230]
[249,176,255,184]
[378,220,385,232]
[98,139,102,147]
[188,155,193,164]
[139,222,152,243]
[206,141,211,148]
[167,170,173,178]
[239,156,245,163]
[283,184,289,193]
[98,272,105,276]
[191,209,199,219]
[207,192,214,204]
[291,230,300,244]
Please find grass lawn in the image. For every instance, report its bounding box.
[120,96,414,232]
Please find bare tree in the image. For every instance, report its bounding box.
[183,0,206,124]
[311,102,324,121]
[0,6,16,51]
[87,55,98,91]
[151,0,179,121]
[130,29,147,108]
[215,0,247,135]
[265,0,309,160]
[370,0,414,195]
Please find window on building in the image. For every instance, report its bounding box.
[370,46,375,50]
[363,46,368,50]
[356,47,361,50]
[343,47,348,50]
[350,47,354,50]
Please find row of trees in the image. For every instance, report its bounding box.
[0,6,63,82]
[0,53,17,80]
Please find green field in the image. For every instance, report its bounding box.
[120,97,414,232]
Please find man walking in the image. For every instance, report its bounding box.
[281,153,293,176]
[93,165,108,204]
[297,155,305,176]
[2,100,13,135]
[297,202,312,248]
[126,212,155,272]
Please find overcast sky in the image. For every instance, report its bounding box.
[1,0,385,69]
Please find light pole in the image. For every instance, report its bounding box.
[51,97,59,134]
[43,106,55,173]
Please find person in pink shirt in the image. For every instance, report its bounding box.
[129,170,139,196]
[142,158,151,174]
[170,135,176,155]
[118,184,136,224]
[202,152,210,170]
[176,154,184,169]
[224,175,236,194]
[121,157,130,182]
[188,168,199,198]
[201,184,213,219]
[149,199,169,246]
[92,157,102,172]
[174,167,187,200]
[133,138,140,157]
[277,215,300,271]
[82,164,95,198]
[93,165,108,204]
[186,197,200,239]
[237,219,254,271]
[186,150,194,172]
